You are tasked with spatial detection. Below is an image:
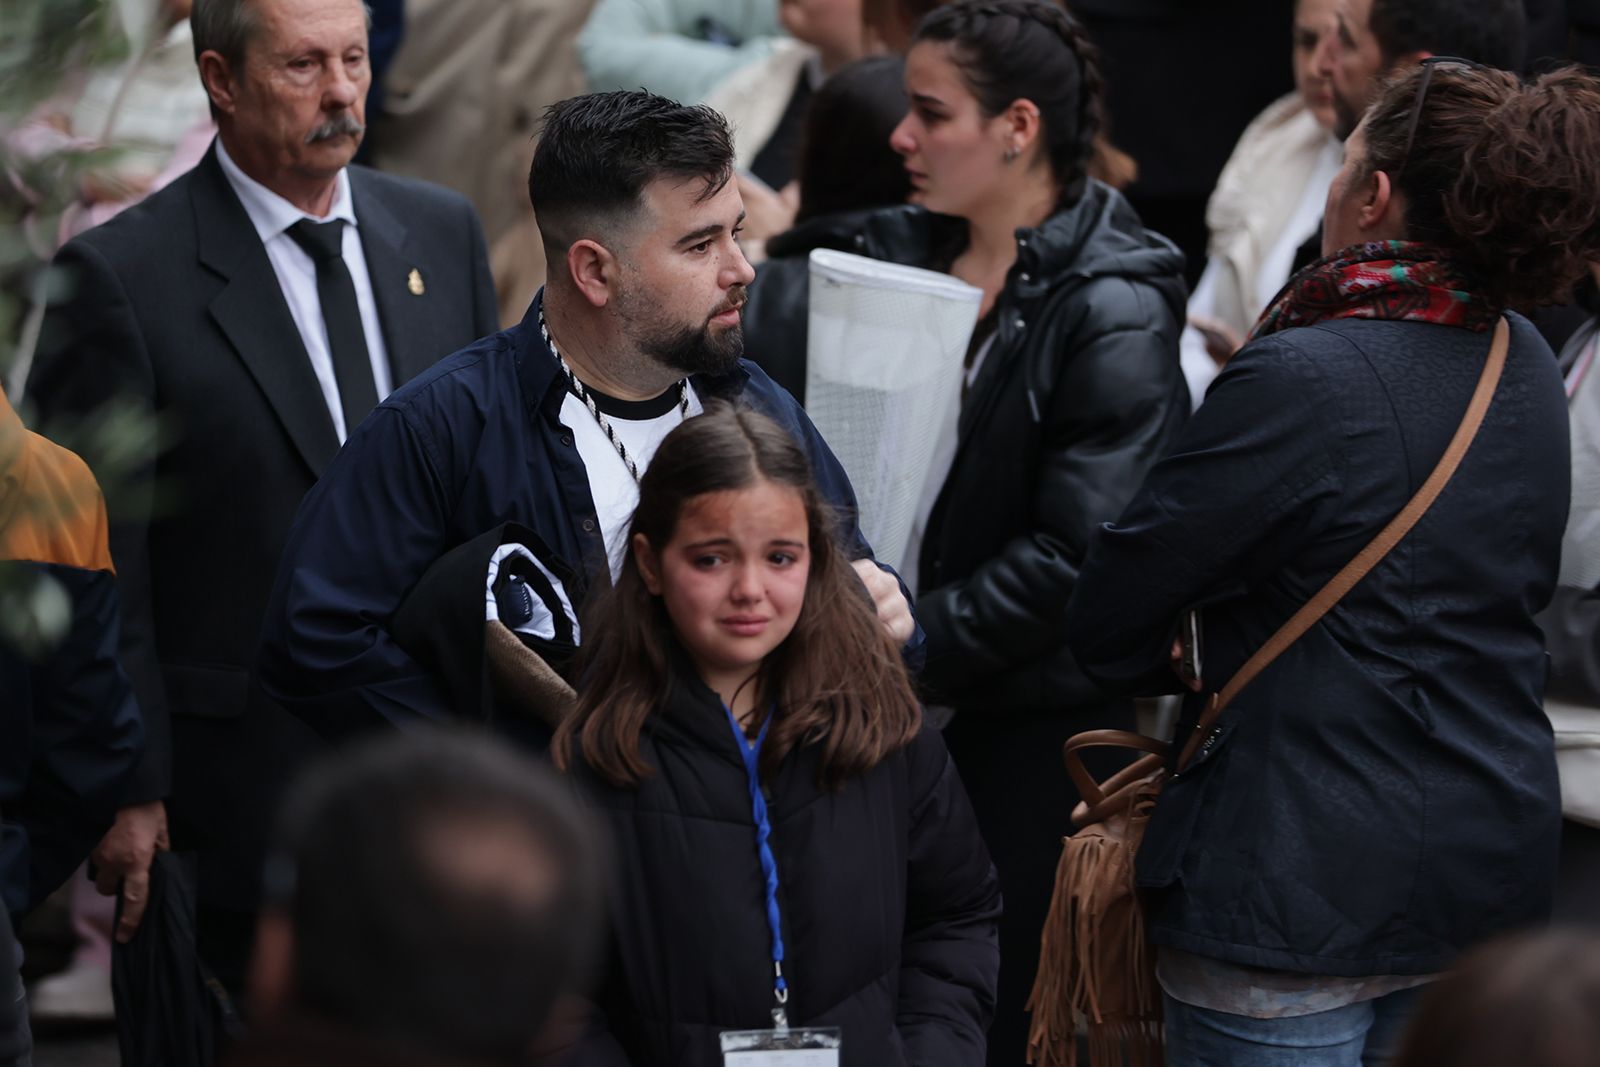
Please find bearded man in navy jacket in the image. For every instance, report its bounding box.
[258,91,916,738]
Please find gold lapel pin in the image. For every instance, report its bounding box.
[407,268,425,296]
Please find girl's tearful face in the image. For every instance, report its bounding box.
[634,480,811,692]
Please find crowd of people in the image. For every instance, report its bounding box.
[6,0,1600,1065]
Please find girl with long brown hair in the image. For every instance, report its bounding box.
[553,403,1000,1067]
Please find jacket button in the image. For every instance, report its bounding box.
[1019,272,1031,282]
[854,234,865,248]
[1016,317,1026,330]
[582,519,596,533]
[560,434,574,447]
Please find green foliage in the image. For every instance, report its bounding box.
[1,1,161,653]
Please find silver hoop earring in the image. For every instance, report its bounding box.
[1003,145,1021,163]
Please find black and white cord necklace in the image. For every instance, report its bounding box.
[539,308,690,483]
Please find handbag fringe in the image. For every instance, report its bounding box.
[1025,813,1161,1067]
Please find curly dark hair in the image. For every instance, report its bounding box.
[1361,63,1600,309]
[913,0,1108,205]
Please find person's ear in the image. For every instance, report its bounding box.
[198,51,239,117]
[996,98,1042,163]
[1359,166,1397,232]
[633,534,663,595]
[247,908,296,1020]
[566,239,619,309]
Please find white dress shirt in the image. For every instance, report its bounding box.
[215,139,393,442]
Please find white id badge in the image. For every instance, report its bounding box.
[720,1026,842,1066]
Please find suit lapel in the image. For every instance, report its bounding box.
[351,170,433,386]
[192,146,340,477]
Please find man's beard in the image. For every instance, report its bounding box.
[1332,90,1362,141]
[635,284,748,378]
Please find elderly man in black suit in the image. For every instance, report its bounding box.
[25,0,497,993]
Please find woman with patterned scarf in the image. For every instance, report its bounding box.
[1061,63,1600,1065]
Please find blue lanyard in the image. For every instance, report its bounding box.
[723,705,790,1027]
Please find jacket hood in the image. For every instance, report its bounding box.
[767,207,891,261]
[856,181,1188,321]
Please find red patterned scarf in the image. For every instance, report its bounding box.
[1251,240,1499,340]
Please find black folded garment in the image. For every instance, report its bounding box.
[392,523,582,740]
[112,852,239,1067]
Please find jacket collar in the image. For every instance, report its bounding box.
[516,289,752,418]
[193,142,340,477]
[194,143,438,476]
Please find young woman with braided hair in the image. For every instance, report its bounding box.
[842,2,1191,1061]
[1066,62,1600,1064]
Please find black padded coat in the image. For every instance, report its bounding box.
[564,666,1001,1066]
[853,185,1190,714]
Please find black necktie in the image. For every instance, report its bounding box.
[286,218,378,438]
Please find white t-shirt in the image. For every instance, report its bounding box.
[560,382,704,579]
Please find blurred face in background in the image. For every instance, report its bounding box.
[779,0,870,72]
[1295,0,1339,131]
[1316,0,1388,139]
[890,41,1015,220]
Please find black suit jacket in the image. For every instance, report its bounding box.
[25,144,497,904]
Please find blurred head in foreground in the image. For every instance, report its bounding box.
[247,729,603,1064]
[1392,928,1600,1067]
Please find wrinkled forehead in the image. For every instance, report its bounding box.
[251,0,370,56]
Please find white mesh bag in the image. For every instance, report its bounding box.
[805,249,982,573]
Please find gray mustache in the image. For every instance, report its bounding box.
[305,113,365,144]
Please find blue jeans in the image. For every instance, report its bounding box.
[1163,986,1424,1067]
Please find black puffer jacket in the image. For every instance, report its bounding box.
[854,184,1189,713]
[742,208,888,402]
[566,667,1001,1067]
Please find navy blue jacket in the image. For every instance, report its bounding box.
[257,292,914,739]
[1066,314,1567,976]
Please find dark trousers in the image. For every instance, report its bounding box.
[1554,818,1600,926]
[944,701,1137,1066]
[1,909,29,1067]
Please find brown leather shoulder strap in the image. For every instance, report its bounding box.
[1178,317,1510,768]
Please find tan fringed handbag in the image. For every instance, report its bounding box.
[1025,318,1510,1067]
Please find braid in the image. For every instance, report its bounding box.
[914,0,1111,198]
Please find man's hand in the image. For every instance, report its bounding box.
[852,559,915,646]
[91,800,170,943]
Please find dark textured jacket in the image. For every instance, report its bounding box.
[742,207,888,402]
[1067,314,1568,975]
[853,185,1189,714]
[567,668,1001,1067]
[257,291,920,740]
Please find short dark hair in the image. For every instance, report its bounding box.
[190,0,261,68]
[1369,0,1526,70]
[269,729,604,1064]
[796,57,911,223]
[530,91,735,263]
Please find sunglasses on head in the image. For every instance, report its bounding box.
[1397,56,1487,176]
